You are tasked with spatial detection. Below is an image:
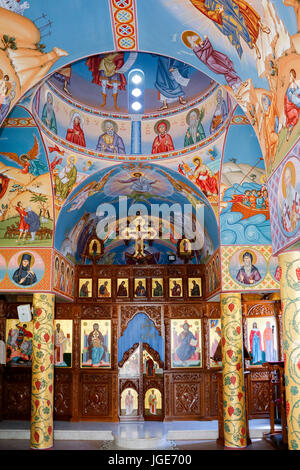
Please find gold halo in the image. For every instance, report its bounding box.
[67,154,77,165]
[131,171,144,178]
[281,161,296,199]
[181,30,201,49]
[260,174,267,184]
[101,119,118,134]
[17,252,35,267]
[186,107,200,125]
[154,119,170,135]
[193,156,202,165]
[238,249,257,266]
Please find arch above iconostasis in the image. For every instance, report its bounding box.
[53,162,219,266]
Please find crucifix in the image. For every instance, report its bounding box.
[120,214,157,261]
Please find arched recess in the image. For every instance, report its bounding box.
[118,312,164,364]
[118,342,164,369]
[53,163,219,266]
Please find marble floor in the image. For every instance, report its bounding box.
[0,419,283,451]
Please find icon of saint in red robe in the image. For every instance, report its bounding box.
[152,119,175,154]
[192,157,218,196]
[66,113,86,147]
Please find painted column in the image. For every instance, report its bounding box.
[130,116,142,154]
[278,250,300,450]
[220,293,247,448]
[30,293,55,450]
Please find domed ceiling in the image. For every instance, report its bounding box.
[32,51,232,160]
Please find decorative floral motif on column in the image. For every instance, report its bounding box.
[30,293,55,450]
[279,251,300,451]
[221,293,247,448]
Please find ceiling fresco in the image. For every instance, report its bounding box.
[220,105,272,246]
[48,52,214,114]
[32,52,231,160]
[0,0,299,274]
[54,163,219,265]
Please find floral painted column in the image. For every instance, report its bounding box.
[30,293,55,450]
[278,250,300,450]
[220,293,247,448]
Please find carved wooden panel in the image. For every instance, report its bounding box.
[119,378,139,393]
[248,369,270,417]
[55,303,74,319]
[54,371,72,420]
[3,368,31,419]
[204,371,219,417]
[205,302,221,318]
[120,305,162,335]
[167,266,186,277]
[144,377,164,395]
[174,383,202,416]
[164,373,172,417]
[169,304,204,318]
[77,266,93,277]
[245,302,278,317]
[163,371,203,419]
[79,373,111,417]
[81,304,111,318]
[0,301,5,318]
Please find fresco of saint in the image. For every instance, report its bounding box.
[236,251,261,285]
[284,69,300,143]
[154,55,191,110]
[96,120,126,155]
[192,157,218,196]
[184,108,206,146]
[66,113,86,148]
[152,120,175,154]
[12,253,37,286]
[189,0,270,59]
[42,92,57,134]
[55,155,78,202]
[86,53,127,110]
[279,161,300,234]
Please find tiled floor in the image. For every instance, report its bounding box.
[0,438,276,450]
[0,419,284,451]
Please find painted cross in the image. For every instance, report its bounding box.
[119,24,133,36]
[121,215,157,260]
[115,0,131,8]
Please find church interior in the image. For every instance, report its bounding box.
[0,0,299,452]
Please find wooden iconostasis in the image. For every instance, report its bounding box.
[0,264,282,422]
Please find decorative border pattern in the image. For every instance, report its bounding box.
[230,115,251,125]
[109,0,138,51]
[2,117,36,127]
